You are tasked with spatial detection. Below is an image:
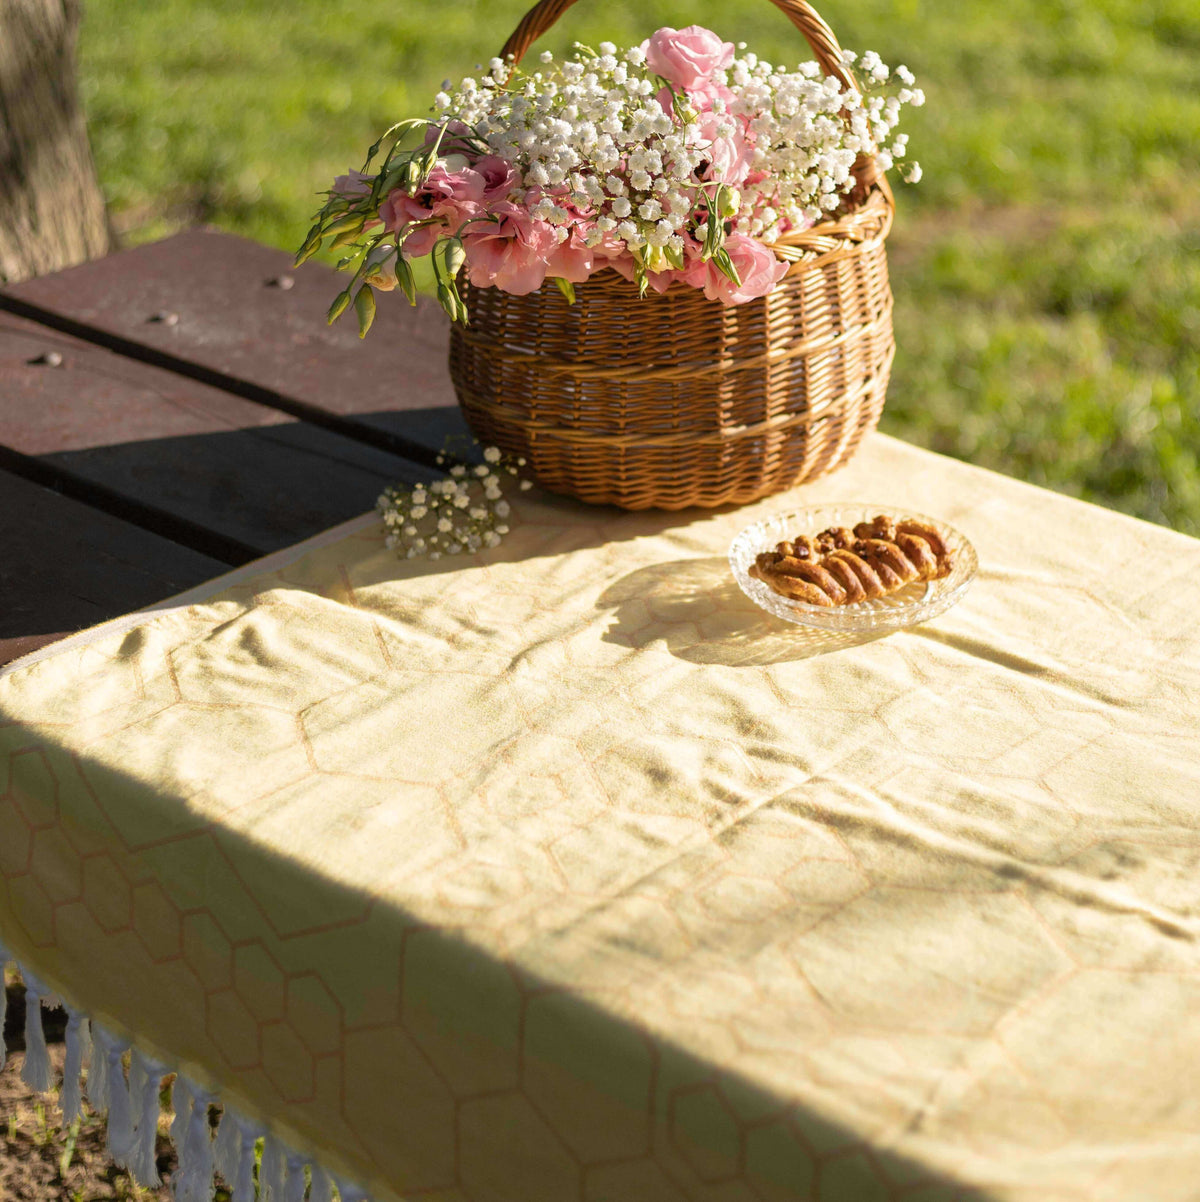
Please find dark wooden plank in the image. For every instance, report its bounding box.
[0,310,435,559]
[2,227,471,461]
[0,469,226,663]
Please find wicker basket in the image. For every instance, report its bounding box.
[449,0,895,510]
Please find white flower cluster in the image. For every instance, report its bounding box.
[728,48,924,241]
[377,445,532,560]
[432,38,922,254]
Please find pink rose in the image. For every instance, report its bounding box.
[644,25,735,90]
[463,202,558,295]
[655,79,736,117]
[682,233,789,305]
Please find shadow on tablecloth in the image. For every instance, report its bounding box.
[597,557,889,666]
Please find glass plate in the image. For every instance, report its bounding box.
[729,504,978,631]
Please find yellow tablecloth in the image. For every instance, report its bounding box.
[2,433,1199,1202]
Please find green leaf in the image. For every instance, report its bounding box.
[327,289,353,325]
[553,277,576,304]
[354,285,377,338]
[663,242,685,271]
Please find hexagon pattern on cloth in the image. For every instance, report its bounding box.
[2,433,1200,1202]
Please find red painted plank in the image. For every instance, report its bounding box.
[0,468,226,663]
[3,228,470,459]
[0,310,434,557]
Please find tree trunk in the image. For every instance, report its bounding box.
[0,0,110,284]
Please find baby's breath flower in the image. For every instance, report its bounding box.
[377,443,531,560]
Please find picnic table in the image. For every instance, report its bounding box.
[0,228,465,669]
[2,232,1200,1202]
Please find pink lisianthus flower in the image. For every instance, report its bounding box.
[331,169,371,199]
[697,112,754,187]
[603,253,679,294]
[475,155,521,202]
[463,202,558,294]
[423,158,487,212]
[381,160,487,256]
[379,190,446,257]
[644,25,736,90]
[682,233,789,304]
[422,119,476,154]
[545,231,596,284]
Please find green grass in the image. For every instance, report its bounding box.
[77,0,1200,533]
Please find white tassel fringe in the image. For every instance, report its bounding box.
[86,1018,110,1113]
[310,1166,336,1202]
[284,1149,308,1202]
[60,1008,89,1124]
[93,1025,135,1168]
[175,1080,216,1202]
[170,1073,194,1155]
[337,1174,371,1202]
[20,970,53,1093]
[128,1047,169,1187]
[0,957,371,1202]
[232,1116,262,1202]
[0,940,10,1075]
[260,1132,287,1202]
[212,1104,242,1185]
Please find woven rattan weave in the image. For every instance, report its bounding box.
[448,0,896,510]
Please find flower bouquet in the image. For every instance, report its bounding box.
[301,0,924,510]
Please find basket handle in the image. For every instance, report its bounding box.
[499,0,859,95]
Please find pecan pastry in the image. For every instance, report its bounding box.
[749,515,955,607]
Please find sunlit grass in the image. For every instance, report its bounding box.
[77,0,1200,532]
